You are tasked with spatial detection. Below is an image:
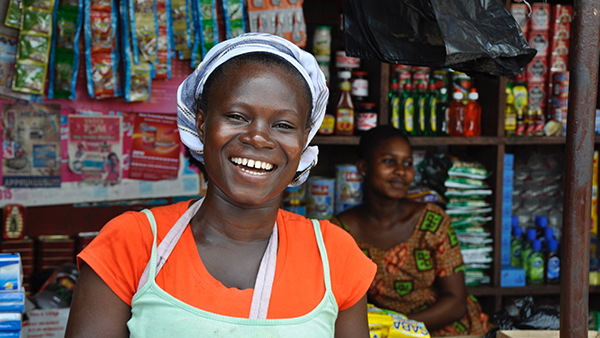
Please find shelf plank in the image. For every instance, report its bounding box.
[311,136,360,145]
[467,285,600,297]
[408,136,500,146]
[312,135,600,146]
[504,136,567,145]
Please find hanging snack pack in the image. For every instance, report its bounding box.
[4,0,23,29]
[48,0,83,99]
[154,0,171,79]
[191,0,219,68]
[84,0,121,99]
[170,0,190,50]
[12,0,56,95]
[247,0,306,47]
[129,0,158,64]
[121,0,152,101]
[221,0,246,39]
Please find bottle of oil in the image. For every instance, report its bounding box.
[515,108,525,136]
[427,80,439,136]
[415,82,428,136]
[335,71,354,136]
[436,87,449,136]
[505,87,517,136]
[401,82,416,136]
[389,79,401,129]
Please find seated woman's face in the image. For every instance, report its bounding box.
[363,137,414,199]
[199,61,312,205]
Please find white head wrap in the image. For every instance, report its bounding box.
[177,33,328,187]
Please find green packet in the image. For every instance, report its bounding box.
[18,34,50,63]
[445,188,492,199]
[445,177,489,189]
[51,51,76,98]
[23,0,54,11]
[447,199,490,209]
[21,8,52,35]
[56,10,79,50]
[4,0,23,29]
[448,157,490,180]
[445,207,491,216]
[12,60,46,94]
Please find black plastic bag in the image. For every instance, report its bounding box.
[343,0,536,78]
[483,296,560,337]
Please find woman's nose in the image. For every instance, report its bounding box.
[239,121,276,148]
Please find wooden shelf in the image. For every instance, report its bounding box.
[409,136,500,146]
[468,285,600,297]
[312,136,360,145]
[504,136,567,145]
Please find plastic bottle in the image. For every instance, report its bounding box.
[389,79,401,129]
[521,228,537,272]
[524,108,535,136]
[527,239,545,285]
[448,89,464,137]
[505,86,517,136]
[510,226,524,268]
[544,227,555,243]
[463,87,481,137]
[536,216,548,241]
[426,79,438,136]
[546,239,560,284]
[335,71,354,136]
[400,82,416,136]
[512,215,519,229]
[516,108,526,136]
[415,82,428,136]
[436,87,449,136]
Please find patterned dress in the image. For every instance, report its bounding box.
[338,203,488,337]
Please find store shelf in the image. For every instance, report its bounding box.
[313,135,600,146]
[312,136,360,145]
[468,285,600,297]
[504,136,567,145]
[409,136,500,146]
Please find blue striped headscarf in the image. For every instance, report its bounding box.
[177,33,328,187]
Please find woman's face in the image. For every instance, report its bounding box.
[197,61,311,205]
[361,137,414,199]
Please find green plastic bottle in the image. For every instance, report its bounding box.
[427,80,439,136]
[389,79,401,129]
[401,82,416,136]
[415,82,428,136]
[521,228,537,272]
[527,239,545,285]
[510,226,524,268]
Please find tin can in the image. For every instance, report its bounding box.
[552,4,573,23]
[335,51,360,69]
[528,30,549,57]
[549,54,569,72]
[531,3,551,31]
[550,38,569,56]
[283,183,306,204]
[511,4,529,34]
[528,82,547,109]
[335,164,362,203]
[335,201,361,215]
[552,22,571,40]
[526,57,548,83]
[306,176,335,219]
[552,71,569,97]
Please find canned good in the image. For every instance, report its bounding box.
[306,176,335,219]
[335,50,360,69]
[335,164,362,203]
[549,54,569,72]
[335,201,361,215]
[528,82,547,109]
[528,30,549,57]
[552,4,573,23]
[526,57,548,83]
[531,3,551,31]
[552,71,569,97]
[550,38,569,56]
[511,4,529,34]
[283,183,306,203]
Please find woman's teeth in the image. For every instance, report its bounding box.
[230,157,274,171]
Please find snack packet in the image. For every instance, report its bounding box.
[367,305,431,338]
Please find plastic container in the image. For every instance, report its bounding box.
[546,239,560,284]
[312,26,331,58]
[511,226,524,268]
[448,89,464,136]
[400,82,416,136]
[463,88,481,137]
[527,239,545,285]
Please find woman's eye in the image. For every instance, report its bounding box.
[273,122,294,129]
[226,113,246,121]
[383,159,396,165]
[403,161,413,167]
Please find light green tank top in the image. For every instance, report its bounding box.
[127,201,338,337]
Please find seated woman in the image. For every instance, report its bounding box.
[331,125,488,337]
[66,33,376,338]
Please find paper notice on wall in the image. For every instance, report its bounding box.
[2,103,61,188]
[129,113,180,181]
[26,308,70,338]
[67,115,123,185]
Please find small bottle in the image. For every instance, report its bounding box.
[505,87,517,136]
[257,15,266,33]
[389,80,402,129]
[312,26,331,59]
[401,82,416,136]
[436,87,449,136]
[533,108,545,136]
[544,227,555,243]
[463,87,481,137]
[511,226,524,268]
[521,228,537,272]
[524,109,535,136]
[355,102,377,134]
[415,83,428,136]
[536,216,548,242]
[275,14,284,38]
[335,71,354,136]
[351,71,369,108]
[448,89,465,137]
[427,80,439,136]
[546,239,560,284]
[516,108,526,136]
[527,239,545,285]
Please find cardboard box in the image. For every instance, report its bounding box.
[0,254,21,292]
[497,330,599,338]
[504,154,514,170]
[500,265,526,287]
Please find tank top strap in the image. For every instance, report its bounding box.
[310,219,332,291]
[138,209,159,292]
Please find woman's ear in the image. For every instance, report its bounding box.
[303,127,312,146]
[357,160,367,176]
[196,109,207,143]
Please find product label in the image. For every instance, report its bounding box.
[391,97,401,129]
[357,113,377,131]
[404,97,414,132]
[351,79,368,97]
[506,116,517,131]
[547,256,560,279]
[529,255,544,281]
[430,97,437,132]
[510,242,523,267]
[419,97,426,133]
[318,115,335,135]
[336,108,354,133]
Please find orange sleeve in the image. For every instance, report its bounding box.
[321,220,377,311]
[77,211,153,306]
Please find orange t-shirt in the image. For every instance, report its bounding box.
[78,200,376,319]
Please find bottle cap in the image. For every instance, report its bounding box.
[338,71,351,79]
[527,228,537,240]
[513,226,522,237]
[533,239,542,251]
[548,239,558,252]
[440,87,447,94]
[453,91,463,100]
[390,81,399,90]
[352,71,368,77]
[539,216,548,228]
[468,88,479,100]
[512,215,519,227]
[534,215,541,226]
[545,227,554,242]
[360,102,376,108]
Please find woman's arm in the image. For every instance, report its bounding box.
[405,272,467,331]
[335,294,370,338]
[65,262,131,338]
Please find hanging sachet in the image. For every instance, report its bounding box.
[48,0,83,99]
[247,0,306,47]
[191,0,218,68]
[170,0,189,51]
[4,0,23,29]
[121,0,151,101]
[154,0,171,79]
[129,0,158,64]
[12,0,56,95]
[84,0,121,99]
[221,0,246,39]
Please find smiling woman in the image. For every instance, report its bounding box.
[65,33,377,338]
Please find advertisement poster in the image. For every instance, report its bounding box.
[2,103,61,188]
[0,34,32,103]
[129,113,180,181]
[67,115,123,185]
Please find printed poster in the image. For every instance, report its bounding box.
[2,103,61,188]
[129,113,180,180]
[68,115,123,185]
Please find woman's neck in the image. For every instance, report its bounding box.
[191,187,282,243]
[361,192,413,229]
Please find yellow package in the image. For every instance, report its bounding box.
[367,304,430,338]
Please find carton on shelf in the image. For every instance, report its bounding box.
[497,330,599,338]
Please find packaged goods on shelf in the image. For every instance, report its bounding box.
[306,176,335,220]
[247,0,305,47]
